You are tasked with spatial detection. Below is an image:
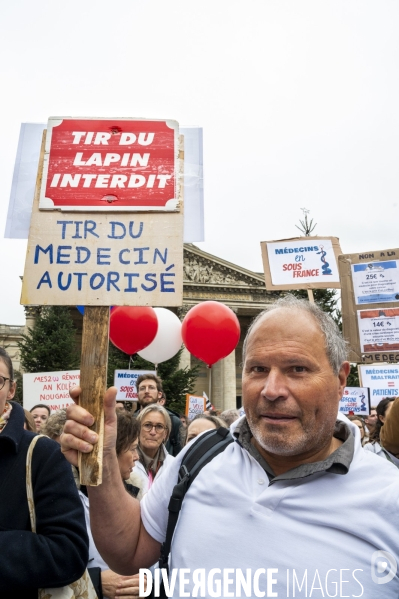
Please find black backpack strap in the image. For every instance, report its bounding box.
[158,428,233,594]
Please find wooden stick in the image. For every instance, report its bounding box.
[307,289,315,303]
[78,306,110,486]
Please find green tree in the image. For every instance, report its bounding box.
[18,306,80,373]
[346,364,360,387]
[107,342,199,414]
[12,370,23,406]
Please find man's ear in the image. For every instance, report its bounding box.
[338,361,350,396]
[157,391,162,400]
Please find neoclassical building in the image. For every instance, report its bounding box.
[1,244,278,411]
[0,324,25,372]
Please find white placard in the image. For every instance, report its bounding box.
[185,394,205,420]
[339,387,370,415]
[23,370,80,411]
[266,239,340,285]
[114,369,156,401]
[357,308,399,354]
[359,364,399,405]
[351,260,399,305]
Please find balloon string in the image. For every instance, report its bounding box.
[129,355,132,370]
[208,364,212,409]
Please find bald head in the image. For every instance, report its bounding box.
[243,295,347,374]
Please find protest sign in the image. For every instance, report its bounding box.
[339,387,370,415]
[21,125,184,307]
[21,210,183,306]
[114,369,156,400]
[20,117,184,485]
[339,248,399,362]
[23,370,80,411]
[352,261,399,305]
[39,118,179,212]
[358,364,399,404]
[185,394,205,420]
[260,237,341,291]
[357,308,399,354]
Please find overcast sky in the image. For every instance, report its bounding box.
[1,0,399,325]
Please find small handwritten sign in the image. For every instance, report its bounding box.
[23,370,80,411]
[339,387,370,415]
[185,394,205,420]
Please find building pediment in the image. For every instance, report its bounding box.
[183,244,265,288]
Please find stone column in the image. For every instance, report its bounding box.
[177,305,191,371]
[179,346,191,371]
[222,349,237,411]
[24,306,40,335]
[210,360,223,412]
[220,306,238,411]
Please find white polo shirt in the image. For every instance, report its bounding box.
[141,418,399,598]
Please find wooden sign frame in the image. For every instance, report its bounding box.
[339,247,399,363]
[261,236,342,291]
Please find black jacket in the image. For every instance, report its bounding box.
[164,407,183,456]
[0,401,89,597]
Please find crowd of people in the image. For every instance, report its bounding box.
[1,357,243,598]
[2,295,399,597]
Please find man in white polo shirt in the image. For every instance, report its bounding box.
[62,296,399,598]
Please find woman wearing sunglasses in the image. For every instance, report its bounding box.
[133,404,174,495]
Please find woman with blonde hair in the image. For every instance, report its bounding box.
[131,404,174,494]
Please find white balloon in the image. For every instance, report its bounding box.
[137,308,183,365]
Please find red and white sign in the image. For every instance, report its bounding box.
[23,370,80,411]
[39,117,179,211]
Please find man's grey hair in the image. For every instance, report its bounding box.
[242,295,347,375]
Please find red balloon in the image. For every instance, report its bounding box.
[182,301,240,366]
[109,306,158,355]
